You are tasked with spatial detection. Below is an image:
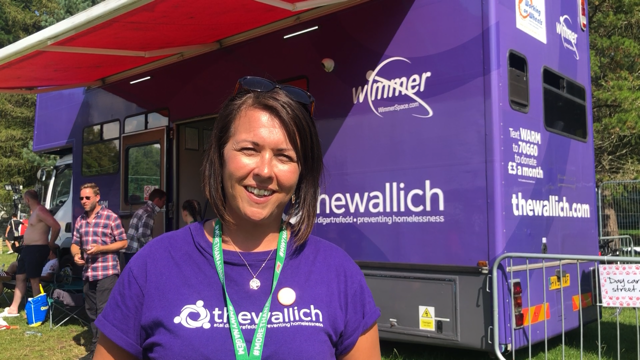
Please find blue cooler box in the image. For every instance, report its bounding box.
[26,293,48,327]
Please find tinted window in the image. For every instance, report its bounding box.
[82,140,120,176]
[125,114,145,133]
[49,165,72,215]
[542,68,587,141]
[103,121,120,140]
[124,111,169,133]
[83,125,100,142]
[148,112,169,129]
[508,51,529,112]
[82,120,121,176]
[126,143,161,204]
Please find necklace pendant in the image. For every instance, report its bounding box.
[250,278,261,290]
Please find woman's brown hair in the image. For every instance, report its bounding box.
[202,88,323,245]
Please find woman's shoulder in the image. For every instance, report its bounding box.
[296,235,361,272]
[123,224,203,279]
[303,234,348,255]
[148,224,193,245]
[134,224,198,260]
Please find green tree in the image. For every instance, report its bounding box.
[588,0,640,238]
[0,0,56,48]
[590,0,640,182]
[0,94,55,203]
[40,0,103,27]
[0,0,103,206]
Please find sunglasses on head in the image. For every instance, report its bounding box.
[234,76,316,117]
[79,196,92,201]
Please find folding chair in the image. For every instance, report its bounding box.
[10,235,23,255]
[48,266,88,329]
[0,234,22,304]
[1,280,14,305]
[1,248,55,307]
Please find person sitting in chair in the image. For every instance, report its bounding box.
[0,249,61,311]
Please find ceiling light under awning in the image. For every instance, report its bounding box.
[130,76,151,84]
[283,26,319,39]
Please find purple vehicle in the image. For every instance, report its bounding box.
[18,0,597,353]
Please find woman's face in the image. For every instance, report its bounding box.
[181,209,190,223]
[222,107,300,226]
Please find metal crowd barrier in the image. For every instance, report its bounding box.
[492,252,640,360]
[599,180,640,242]
[600,235,636,257]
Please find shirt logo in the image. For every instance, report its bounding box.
[174,302,325,330]
[174,300,211,329]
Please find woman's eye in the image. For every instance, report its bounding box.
[278,154,295,162]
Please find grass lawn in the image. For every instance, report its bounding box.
[1,246,639,360]
[380,305,640,360]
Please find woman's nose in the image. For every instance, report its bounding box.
[254,153,274,178]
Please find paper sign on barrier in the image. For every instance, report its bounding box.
[599,264,640,307]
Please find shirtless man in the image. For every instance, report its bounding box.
[0,189,60,317]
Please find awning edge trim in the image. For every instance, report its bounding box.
[42,43,220,57]
[0,81,102,94]
[256,0,350,11]
[0,0,153,67]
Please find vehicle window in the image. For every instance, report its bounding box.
[83,125,100,143]
[508,51,529,113]
[148,112,169,129]
[103,121,120,140]
[124,114,145,133]
[82,140,120,176]
[82,120,121,176]
[49,165,72,215]
[126,143,161,204]
[542,68,587,141]
[124,110,169,134]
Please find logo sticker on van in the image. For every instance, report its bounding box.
[515,0,547,44]
[352,57,433,118]
[556,15,579,59]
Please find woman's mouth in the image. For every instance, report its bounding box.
[245,186,274,198]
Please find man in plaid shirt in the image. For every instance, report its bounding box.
[70,183,127,360]
[123,188,166,267]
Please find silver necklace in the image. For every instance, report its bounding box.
[229,241,275,290]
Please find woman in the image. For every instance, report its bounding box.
[94,76,381,359]
[181,199,202,225]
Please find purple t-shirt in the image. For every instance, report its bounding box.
[95,221,380,359]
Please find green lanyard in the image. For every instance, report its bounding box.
[212,220,288,359]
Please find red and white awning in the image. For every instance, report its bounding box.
[0,0,357,93]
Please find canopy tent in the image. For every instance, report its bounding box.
[0,0,359,93]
